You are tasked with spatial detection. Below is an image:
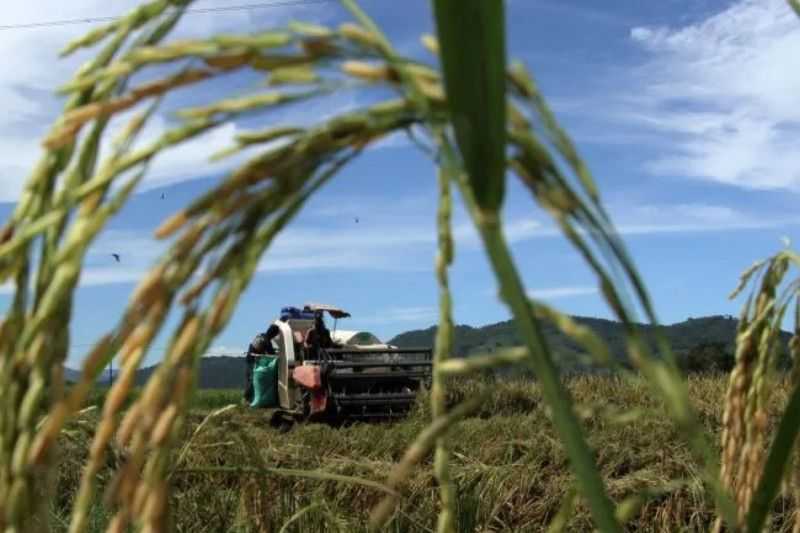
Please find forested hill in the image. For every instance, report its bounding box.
[68,315,793,389]
[388,314,792,369]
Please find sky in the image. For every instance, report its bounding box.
[1,0,799,368]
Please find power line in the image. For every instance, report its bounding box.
[0,0,333,31]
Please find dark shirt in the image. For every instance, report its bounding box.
[305,325,333,360]
[306,326,332,349]
[265,324,280,354]
[249,325,280,356]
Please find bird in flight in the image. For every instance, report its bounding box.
[355,217,359,224]
[111,253,120,263]
[161,193,166,200]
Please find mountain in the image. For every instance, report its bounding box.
[388,314,793,371]
[63,367,82,384]
[133,356,246,389]
[63,314,793,389]
[63,367,119,385]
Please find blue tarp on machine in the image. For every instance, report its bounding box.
[280,306,316,320]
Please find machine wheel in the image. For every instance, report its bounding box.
[268,410,295,432]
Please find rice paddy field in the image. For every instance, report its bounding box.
[5,1,800,532]
[51,375,800,532]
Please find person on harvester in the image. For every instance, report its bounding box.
[243,322,281,404]
[303,311,334,360]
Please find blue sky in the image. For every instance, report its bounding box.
[1,0,799,368]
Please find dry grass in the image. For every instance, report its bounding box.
[3,1,800,531]
[46,375,799,533]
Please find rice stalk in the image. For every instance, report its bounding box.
[430,145,456,533]
[4,1,798,531]
[439,135,622,533]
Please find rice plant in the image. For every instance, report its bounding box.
[1,0,800,532]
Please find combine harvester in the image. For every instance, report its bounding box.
[248,303,433,423]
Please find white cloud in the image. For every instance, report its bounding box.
[522,0,636,27]
[86,226,164,256]
[254,205,545,274]
[612,202,800,234]
[484,284,598,302]
[476,202,799,245]
[0,228,166,294]
[629,27,654,42]
[308,192,435,219]
[359,306,438,325]
[203,344,246,357]
[478,202,795,245]
[84,201,800,287]
[368,130,413,151]
[257,249,428,273]
[451,216,544,246]
[2,198,785,295]
[0,1,344,202]
[0,108,254,202]
[128,118,243,193]
[72,214,542,281]
[527,286,598,300]
[505,218,544,241]
[619,0,800,190]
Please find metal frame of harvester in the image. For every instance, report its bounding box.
[269,303,433,422]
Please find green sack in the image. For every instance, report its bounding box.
[250,355,278,408]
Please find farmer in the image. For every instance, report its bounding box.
[243,322,281,404]
[303,311,334,360]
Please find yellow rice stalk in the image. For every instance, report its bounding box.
[6,1,797,531]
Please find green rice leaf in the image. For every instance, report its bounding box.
[788,0,800,19]
[432,0,507,212]
[441,137,622,533]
